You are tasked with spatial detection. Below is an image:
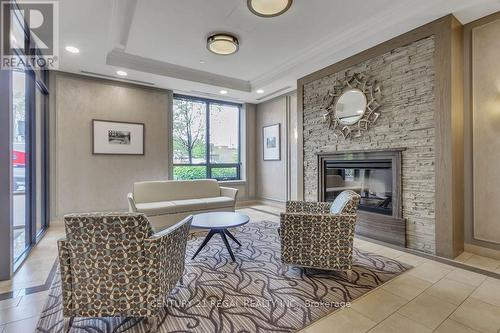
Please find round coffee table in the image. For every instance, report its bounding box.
[191,212,249,261]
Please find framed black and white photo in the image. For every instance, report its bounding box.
[262,123,280,161]
[92,119,145,155]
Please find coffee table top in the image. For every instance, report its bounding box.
[191,212,250,229]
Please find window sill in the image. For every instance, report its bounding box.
[219,180,246,186]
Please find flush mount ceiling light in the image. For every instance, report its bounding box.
[247,0,292,17]
[219,89,228,95]
[256,89,264,94]
[116,70,127,76]
[207,33,239,55]
[65,45,80,54]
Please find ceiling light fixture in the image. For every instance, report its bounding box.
[65,45,80,54]
[256,89,265,94]
[220,90,228,95]
[116,70,128,76]
[247,0,292,17]
[207,33,239,55]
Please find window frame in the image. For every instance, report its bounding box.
[5,1,50,272]
[172,94,242,181]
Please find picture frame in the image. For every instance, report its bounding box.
[92,119,145,155]
[262,123,281,161]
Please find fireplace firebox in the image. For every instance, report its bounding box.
[324,160,394,216]
[318,149,406,246]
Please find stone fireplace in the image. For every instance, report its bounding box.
[318,150,405,246]
[302,35,437,253]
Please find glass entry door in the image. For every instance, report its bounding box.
[1,1,50,276]
[11,68,49,267]
[12,70,28,260]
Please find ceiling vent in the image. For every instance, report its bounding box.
[186,90,244,102]
[80,71,155,86]
[256,86,293,101]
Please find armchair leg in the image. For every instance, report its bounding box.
[63,317,74,333]
[346,269,353,282]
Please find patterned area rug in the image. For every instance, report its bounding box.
[37,221,411,333]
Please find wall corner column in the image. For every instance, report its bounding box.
[434,15,465,258]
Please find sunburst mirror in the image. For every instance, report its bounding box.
[322,73,381,138]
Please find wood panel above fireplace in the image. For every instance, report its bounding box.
[318,149,406,247]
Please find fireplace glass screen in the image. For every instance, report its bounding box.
[324,159,393,215]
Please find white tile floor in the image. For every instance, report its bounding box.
[0,205,499,333]
[455,252,500,273]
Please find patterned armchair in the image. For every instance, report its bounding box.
[57,212,192,332]
[280,190,361,280]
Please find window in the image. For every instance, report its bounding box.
[12,70,27,260]
[6,3,50,269]
[10,67,49,268]
[173,95,241,181]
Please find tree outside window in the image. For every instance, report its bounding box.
[173,95,240,181]
[173,98,206,164]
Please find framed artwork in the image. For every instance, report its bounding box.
[92,119,145,155]
[262,123,280,161]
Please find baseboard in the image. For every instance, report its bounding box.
[465,243,500,260]
[258,198,286,208]
[236,200,260,208]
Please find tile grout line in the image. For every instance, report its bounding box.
[301,243,422,331]
[248,207,500,279]
[0,258,58,301]
[3,207,498,332]
[249,206,500,331]
[395,268,480,332]
[365,267,439,332]
[429,279,482,332]
[460,254,500,272]
[298,255,413,332]
[0,314,43,330]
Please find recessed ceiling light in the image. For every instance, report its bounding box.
[207,33,239,55]
[116,70,127,76]
[247,0,292,17]
[220,90,228,95]
[65,46,80,54]
[199,60,206,64]
[256,89,265,94]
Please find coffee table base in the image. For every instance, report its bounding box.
[192,228,241,261]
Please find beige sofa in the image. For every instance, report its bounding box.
[127,179,238,231]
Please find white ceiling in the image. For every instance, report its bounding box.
[57,0,500,103]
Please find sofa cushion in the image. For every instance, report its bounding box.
[133,179,220,203]
[169,199,208,213]
[135,201,177,215]
[136,196,235,216]
[202,197,234,209]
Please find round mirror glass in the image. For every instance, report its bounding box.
[335,89,367,125]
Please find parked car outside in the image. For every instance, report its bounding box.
[12,149,25,193]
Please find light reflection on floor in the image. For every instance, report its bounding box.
[13,229,26,260]
[13,193,27,261]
